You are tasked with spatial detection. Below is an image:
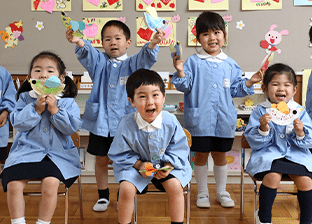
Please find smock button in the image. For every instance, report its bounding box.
[43,128,48,133]
[280,134,285,139]
[113,63,117,68]
[150,134,154,139]
[109,104,112,108]
[110,84,114,88]
[213,64,217,68]
[213,84,217,88]
[152,155,158,160]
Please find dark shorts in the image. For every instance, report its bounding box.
[87,132,114,157]
[0,146,8,161]
[190,136,234,153]
[254,158,312,180]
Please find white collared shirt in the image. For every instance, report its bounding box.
[110,53,128,62]
[134,111,163,132]
[195,48,228,63]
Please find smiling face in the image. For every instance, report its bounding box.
[102,26,132,58]
[129,84,166,124]
[198,29,226,57]
[263,73,297,104]
[30,57,64,83]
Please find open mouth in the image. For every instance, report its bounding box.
[146,109,156,115]
[111,48,118,51]
[276,94,286,100]
[209,43,217,47]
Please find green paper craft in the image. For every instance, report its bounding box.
[29,79,65,96]
[61,12,85,37]
[139,167,174,173]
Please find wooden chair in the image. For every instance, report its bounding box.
[23,132,83,224]
[240,134,299,223]
[133,128,192,224]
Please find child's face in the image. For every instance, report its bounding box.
[30,58,64,82]
[263,73,297,104]
[102,26,131,58]
[198,29,225,57]
[129,84,166,124]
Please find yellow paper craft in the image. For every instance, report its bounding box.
[188,0,229,10]
[271,101,289,115]
[242,0,282,11]
[82,0,123,11]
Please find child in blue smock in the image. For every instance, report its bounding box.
[0,66,16,173]
[0,51,82,224]
[245,63,312,224]
[66,20,165,212]
[171,11,263,208]
[108,69,192,224]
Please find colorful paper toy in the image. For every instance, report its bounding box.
[29,76,65,96]
[61,12,85,37]
[266,101,303,125]
[260,24,289,54]
[143,6,169,32]
[1,20,24,49]
[139,163,174,176]
[170,41,182,59]
[260,52,274,72]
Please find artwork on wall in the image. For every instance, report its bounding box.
[242,0,282,10]
[294,0,312,6]
[136,0,176,11]
[31,0,72,13]
[82,0,122,11]
[0,20,24,49]
[226,148,240,171]
[188,0,229,11]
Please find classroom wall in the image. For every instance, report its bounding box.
[0,1,311,74]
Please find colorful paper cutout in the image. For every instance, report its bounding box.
[36,21,44,31]
[83,23,98,38]
[29,77,65,96]
[171,14,180,23]
[226,148,240,170]
[40,0,56,13]
[294,0,312,6]
[260,52,274,72]
[223,15,232,23]
[56,0,67,9]
[260,24,289,54]
[61,12,85,38]
[117,16,126,23]
[170,41,182,59]
[242,0,282,10]
[82,0,122,11]
[143,0,153,5]
[31,0,71,12]
[136,0,176,11]
[189,0,229,10]
[86,0,100,6]
[1,20,24,49]
[266,105,303,126]
[236,20,245,30]
[139,163,174,176]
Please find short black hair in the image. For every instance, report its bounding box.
[126,69,165,101]
[101,20,131,42]
[309,26,312,43]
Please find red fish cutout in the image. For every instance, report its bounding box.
[160,0,171,5]
[107,0,119,5]
[137,28,153,41]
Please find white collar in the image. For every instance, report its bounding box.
[260,98,298,108]
[29,90,63,100]
[110,53,128,62]
[195,48,227,62]
[134,111,163,132]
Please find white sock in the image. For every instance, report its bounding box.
[11,217,26,224]
[214,164,228,194]
[194,165,209,197]
[36,219,50,224]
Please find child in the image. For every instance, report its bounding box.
[305,26,312,120]
[0,66,16,173]
[0,51,82,224]
[66,20,165,212]
[245,63,312,224]
[171,11,263,208]
[108,69,192,224]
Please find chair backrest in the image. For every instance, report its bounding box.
[71,132,80,148]
[183,128,192,148]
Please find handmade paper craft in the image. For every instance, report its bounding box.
[82,0,123,11]
[170,41,182,59]
[31,0,71,12]
[36,21,44,31]
[171,14,180,23]
[136,0,176,11]
[242,0,282,10]
[294,0,312,6]
[266,101,303,125]
[260,52,274,72]
[143,6,169,32]
[29,77,65,96]
[139,163,174,176]
[61,12,85,37]
[236,20,245,30]
[1,20,24,49]
[189,0,229,10]
[260,24,288,54]
[226,149,240,170]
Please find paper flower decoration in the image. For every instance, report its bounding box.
[56,0,67,9]
[36,21,44,31]
[236,20,245,30]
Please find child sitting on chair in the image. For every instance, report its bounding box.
[108,69,192,224]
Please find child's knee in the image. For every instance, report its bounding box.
[119,181,137,200]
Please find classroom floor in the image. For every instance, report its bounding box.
[0,183,300,224]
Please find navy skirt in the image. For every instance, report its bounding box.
[191,136,234,153]
[0,146,8,161]
[0,156,78,192]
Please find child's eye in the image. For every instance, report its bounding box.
[215,31,220,35]
[34,69,41,72]
[105,38,110,41]
[139,95,146,99]
[153,94,158,97]
[116,37,121,40]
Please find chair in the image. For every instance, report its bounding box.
[23,132,84,224]
[133,128,192,224]
[239,134,299,223]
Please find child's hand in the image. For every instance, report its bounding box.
[46,94,59,115]
[245,70,264,88]
[293,118,305,137]
[259,113,271,132]
[139,162,153,178]
[35,95,47,115]
[148,28,165,49]
[66,30,85,48]
[173,53,184,71]
[154,163,173,180]
[0,110,8,127]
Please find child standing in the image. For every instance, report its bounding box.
[108,69,192,224]
[0,66,16,173]
[171,11,263,208]
[0,51,82,224]
[245,63,312,224]
[66,20,165,212]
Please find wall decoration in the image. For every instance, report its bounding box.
[294,0,312,6]
[136,0,176,11]
[82,0,122,11]
[36,21,45,31]
[0,20,24,49]
[82,17,118,47]
[226,148,240,170]
[242,0,282,10]
[236,20,245,30]
[31,0,72,12]
[188,0,229,10]
[260,24,289,54]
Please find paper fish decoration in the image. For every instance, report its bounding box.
[29,76,65,96]
[143,6,169,32]
[260,52,274,72]
[170,41,182,60]
[61,12,85,37]
[266,101,303,125]
[139,163,174,176]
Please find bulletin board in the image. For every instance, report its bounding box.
[0,1,312,74]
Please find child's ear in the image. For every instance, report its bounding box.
[261,83,267,95]
[126,39,132,49]
[128,97,135,107]
[293,85,298,96]
[59,74,65,84]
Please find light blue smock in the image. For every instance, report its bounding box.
[305,70,312,119]
[108,111,192,193]
[75,40,159,137]
[171,53,254,137]
[244,102,312,177]
[0,66,16,148]
[3,92,83,180]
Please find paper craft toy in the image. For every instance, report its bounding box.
[139,163,174,176]
[170,41,182,59]
[0,20,24,49]
[260,24,289,54]
[266,101,303,125]
[61,12,85,37]
[143,6,169,32]
[260,52,274,72]
[29,76,65,96]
